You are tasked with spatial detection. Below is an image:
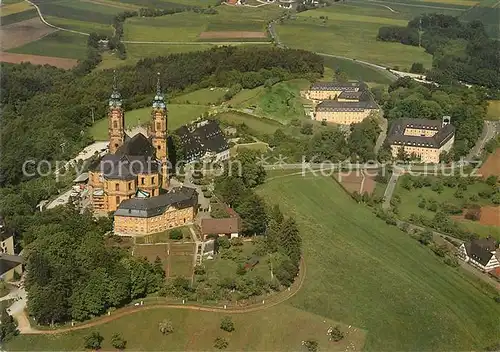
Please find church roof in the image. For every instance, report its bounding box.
[176,120,229,162]
[115,133,155,158]
[90,134,160,180]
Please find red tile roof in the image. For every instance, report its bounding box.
[201,217,241,235]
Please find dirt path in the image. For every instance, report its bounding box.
[23,258,306,335]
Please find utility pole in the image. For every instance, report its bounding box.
[90,107,95,124]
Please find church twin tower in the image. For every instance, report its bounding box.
[107,72,169,189]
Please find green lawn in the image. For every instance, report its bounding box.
[124,5,282,41]
[276,6,433,69]
[135,226,192,244]
[172,88,228,105]
[4,304,366,351]
[202,242,272,282]
[89,104,208,141]
[256,174,499,351]
[227,86,264,106]
[486,100,500,121]
[322,56,394,84]
[214,111,281,136]
[235,79,310,123]
[8,31,88,59]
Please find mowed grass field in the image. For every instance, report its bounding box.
[256,175,500,351]
[89,104,209,140]
[322,56,395,84]
[276,5,433,69]
[124,5,282,42]
[486,100,500,120]
[4,304,366,351]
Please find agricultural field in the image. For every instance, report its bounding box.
[89,104,209,141]
[31,0,124,24]
[486,100,500,120]
[0,1,32,17]
[276,5,433,69]
[4,304,366,351]
[45,16,113,36]
[479,148,500,178]
[0,52,78,69]
[8,31,88,59]
[123,5,282,42]
[0,8,37,26]
[257,174,500,351]
[0,17,56,51]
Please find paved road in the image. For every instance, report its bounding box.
[467,121,500,159]
[382,172,400,209]
[374,117,388,154]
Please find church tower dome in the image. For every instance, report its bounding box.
[108,70,125,154]
[149,72,169,190]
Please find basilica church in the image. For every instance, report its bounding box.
[88,75,170,213]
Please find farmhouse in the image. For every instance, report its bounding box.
[385,116,455,163]
[458,237,500,272]
[176,120,230,164]
[114,186,198,236]
[88,74,169,213]
[201,217,241,239]
[308,81,379,125]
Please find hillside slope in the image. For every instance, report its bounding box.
[258,174,500,351]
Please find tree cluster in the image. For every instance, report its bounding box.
[378,15,500,89]
[24,206,164,325]
[377,26,419,46]
[0,46,323,186]
[0,308,18,342]
[265,205,302,287]
[214,149,267,236]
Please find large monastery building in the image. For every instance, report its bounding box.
[385,117,455,163]
[307,81,380,125]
